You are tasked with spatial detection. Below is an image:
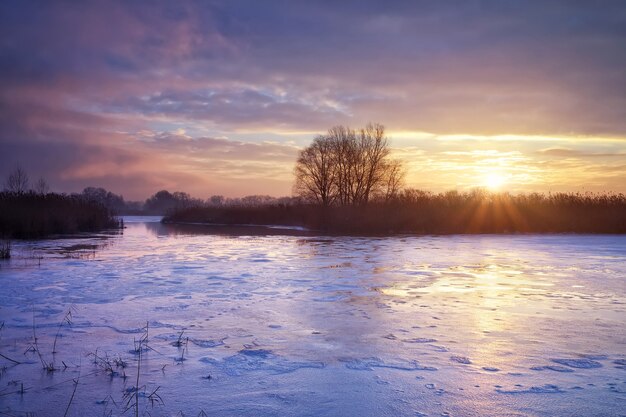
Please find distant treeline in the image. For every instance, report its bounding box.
[0,192,121,238]
[2,166,200,215]
[164,189,626,234]
[85,188,300,215]
[56,188,293,215]
[3,167,299,216]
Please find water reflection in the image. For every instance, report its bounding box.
[144,221,315,237]
[5,235,115,266]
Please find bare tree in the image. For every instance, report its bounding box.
[5,166,29,193]
[208,195,225,206]
[294,123,404,206]
[381,159,405,201]
[294,135,337,206]
[34,177,50,195]
[356,123,390,204]
[327,125,354,205]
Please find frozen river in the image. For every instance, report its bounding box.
[1,217,625,416]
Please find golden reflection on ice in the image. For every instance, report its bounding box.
[376,260,559,370]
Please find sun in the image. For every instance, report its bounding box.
[484,173,506,190]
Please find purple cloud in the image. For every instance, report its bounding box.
[1,1,625,197]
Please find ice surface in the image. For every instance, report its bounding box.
[551,358,603,369]
[200,348,325,376]
[450,355,472,365]
[530,365,575,373]
[496,384,564,394]
[339,357,437,371]
[613,359,626,369]
[402,337,437,343]
[0,219,625,416]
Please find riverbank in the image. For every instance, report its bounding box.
[0,191,121,239]
[163,191,626,234]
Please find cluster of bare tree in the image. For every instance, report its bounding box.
[206,194,299,207]
[3,166,49,194]
[294,123,404,206]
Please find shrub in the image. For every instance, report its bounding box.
[0,191,121,238]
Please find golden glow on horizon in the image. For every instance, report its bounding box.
[58,124,625,199]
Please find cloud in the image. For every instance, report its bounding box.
[1,1,625,197]
[538,148,626,158]
[106,87,350,130]
[0,128,298,200]
[3,1,626,135]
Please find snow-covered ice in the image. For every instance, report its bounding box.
[0,217,625,416]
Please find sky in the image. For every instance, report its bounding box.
[1,0,625,200]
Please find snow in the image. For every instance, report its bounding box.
[0,218,625,416]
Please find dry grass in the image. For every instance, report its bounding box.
[164,189,626,234]
[0,191,121,238]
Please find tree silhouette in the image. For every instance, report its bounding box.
[294,135,337,206]
[294,123,404,206]
[34,177,50,195]
[4,166,29,193]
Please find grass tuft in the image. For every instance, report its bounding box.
[0,240,10,259]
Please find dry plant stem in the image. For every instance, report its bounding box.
[0,352,21,365]
[0,240,10,259]
[53,308,74,354]
[63,372,80,417]
[0,323,21,364]
[135,345,140,417]
[31,307,51,370]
